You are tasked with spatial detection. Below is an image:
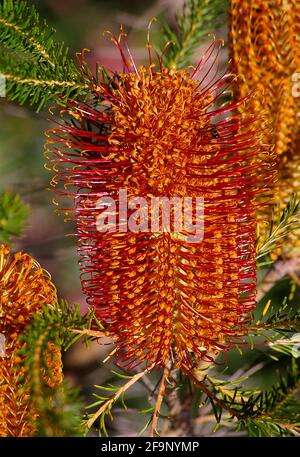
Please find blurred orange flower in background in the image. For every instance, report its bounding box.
[0,244,60,436]
[230,0,300,256]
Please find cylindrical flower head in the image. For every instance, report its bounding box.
[47,35,275,372]
[229,0,300,254]
[0,244,59,436]
[0,245,56,340]
[0,342,37,437]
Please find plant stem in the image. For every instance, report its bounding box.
[164,369,195,436]
[85,364,154,430]
[190,372,243,420]
[149,365,170,437]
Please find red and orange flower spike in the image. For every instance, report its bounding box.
[46,32,275,373]
[0,244,59,436]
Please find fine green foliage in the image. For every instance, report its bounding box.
[257,195,300,265]
[251,296,300,334]
[238,360,300,436]
[0,0,90,111]
[0,191,29,244]
[86,369,151,436]
[163,0,228,69]
[20,299,97,359]
[200,360,300,436]
[87,374,131,437]
[35,382,84,437]
[242,419,298,437]
[19,300,100,436]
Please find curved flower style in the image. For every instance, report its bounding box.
[230,0,300,254]
[46,33,275,372]
[0,244,58,436]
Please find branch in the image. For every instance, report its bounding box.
[0,15,54,65]
[163,369,195,436]
[19,300,88,435]
[248,293,300,334]
[69,328,107,339]
[239,361,300,436]
[149,365,170,437]
[2,72,87,91]
[256,195,300,264]
[85,364,155,430]
[257,258,300,302]
[0,0,91,110]
[190,373,243,420]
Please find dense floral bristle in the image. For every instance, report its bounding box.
[0,245,56,338]
[46,35,275,371]
[0,244,58,436]
[230,0,300,255]
[0,341,37,437]
[43,342,63,388]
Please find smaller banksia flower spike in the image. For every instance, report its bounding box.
[0,244,56,339]
[0,244,60,436]
[43,342,63,388]
[229,0,300,256]
[46,31,275,373]
[0,341,38,437]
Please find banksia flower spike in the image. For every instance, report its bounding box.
[0,244,59,436]
[229,0,300,255]
[46,31,275,373]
